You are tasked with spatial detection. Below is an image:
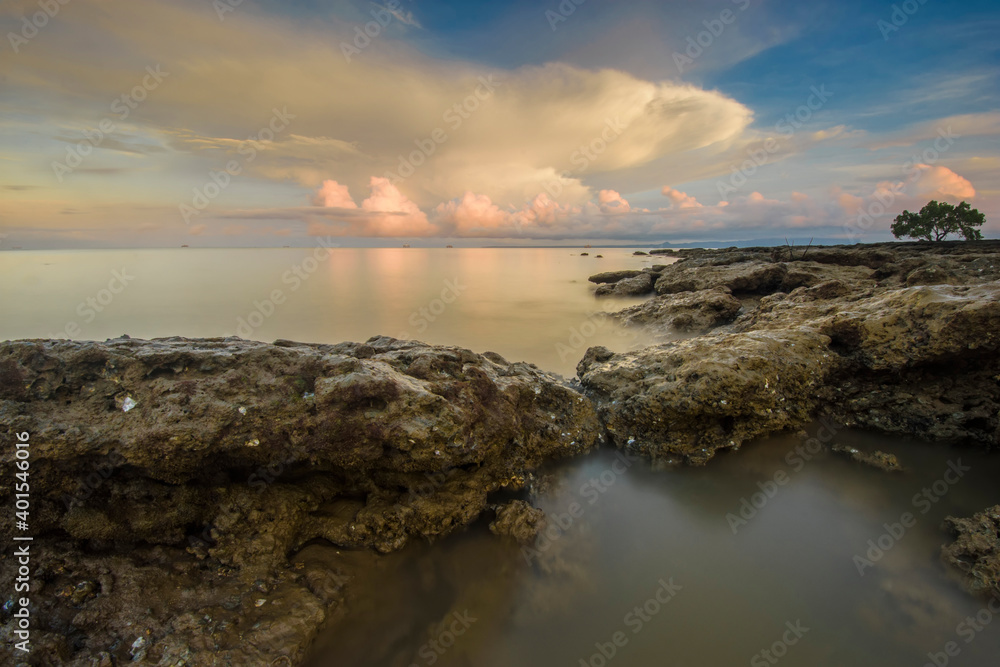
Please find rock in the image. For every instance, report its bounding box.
[588,270,644,284]
[633,251,648,256]
[595,255,603,258]
[594,273,655,297]
[649,249,675,255]
[654,261,788,296]
[831,445,904,472]
[580,243,1000,465]
[941,506,1000,600]
[579,328,835,465]
[0,336,601,666]
[580,253,589,256]
[610,288,742,334]
[489,500,545,544]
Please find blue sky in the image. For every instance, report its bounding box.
[1,0,997,247]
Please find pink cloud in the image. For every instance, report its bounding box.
[434,191,508,231]
[313,180,358,208]
[309,177,437,236]
[661,187,702,209]
[912,164,975,199]
[597,189,632,214]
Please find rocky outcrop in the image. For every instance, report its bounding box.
[0,336,600,665]
[588,270,644,284]
[580,242,1000,465]
[489,500,546,544]
[594,272,654,297]
[610,288,742,334]
[831,445,904,472]
[941,506,1000,600]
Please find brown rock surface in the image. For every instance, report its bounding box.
[0,335,600,665]
[580,242,1000,465]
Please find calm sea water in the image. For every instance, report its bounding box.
[0,247,661,377]
[3,248,998,665]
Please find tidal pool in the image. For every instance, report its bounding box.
[305,426,1000,667]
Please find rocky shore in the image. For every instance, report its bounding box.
[0,337,599,665]
[579,241,1000,465]
[1,241,998,664]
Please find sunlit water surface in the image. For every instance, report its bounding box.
[0,247,663,377]
[2,248,998,665]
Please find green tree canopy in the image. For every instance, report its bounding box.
[891,200,985,241]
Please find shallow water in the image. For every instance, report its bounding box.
[306,427,1000,667]
[0,247,664,377]
[3,248,998,665]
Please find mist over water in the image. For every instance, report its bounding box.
[307,433,1000,667]
[3,248,998,665]
[0,247,661,377]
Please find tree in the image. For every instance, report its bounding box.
[891,200,985,242]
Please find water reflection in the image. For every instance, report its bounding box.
[0,247,664,377]
[307,427,1000,667]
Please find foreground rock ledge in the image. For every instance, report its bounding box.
[0,336,599,665]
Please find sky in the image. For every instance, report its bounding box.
[0,0,998,248]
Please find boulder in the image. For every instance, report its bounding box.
[610,288,742,333]
[588,270,642,284]
[594,272,655,297]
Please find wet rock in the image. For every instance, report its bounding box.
[579,328,835,465]
[633,251,648,256]
[589,270,644,284]
[831,445,904,472]
[594,272,654,297]
[610,288,742,334]
[0,336,601,666]
[490,500,546,544]
[941,506,1000,600]
[580,243,1000,465]
[654,261,788,296]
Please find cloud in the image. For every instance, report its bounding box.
[313,180,358,208]
[304,177,437,236]
[661,186,702,209]
[597,189,631,213]
[433,191,509,233]
[0,0,754,210]
[911,164,975,199]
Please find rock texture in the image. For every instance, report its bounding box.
[0,336,600,665]
[831,445,904,472]
[594,272,654,297]
[610,288,742,334]
[580,241,1000,466]
[941,506,1000,600]
[588,270,643,284]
